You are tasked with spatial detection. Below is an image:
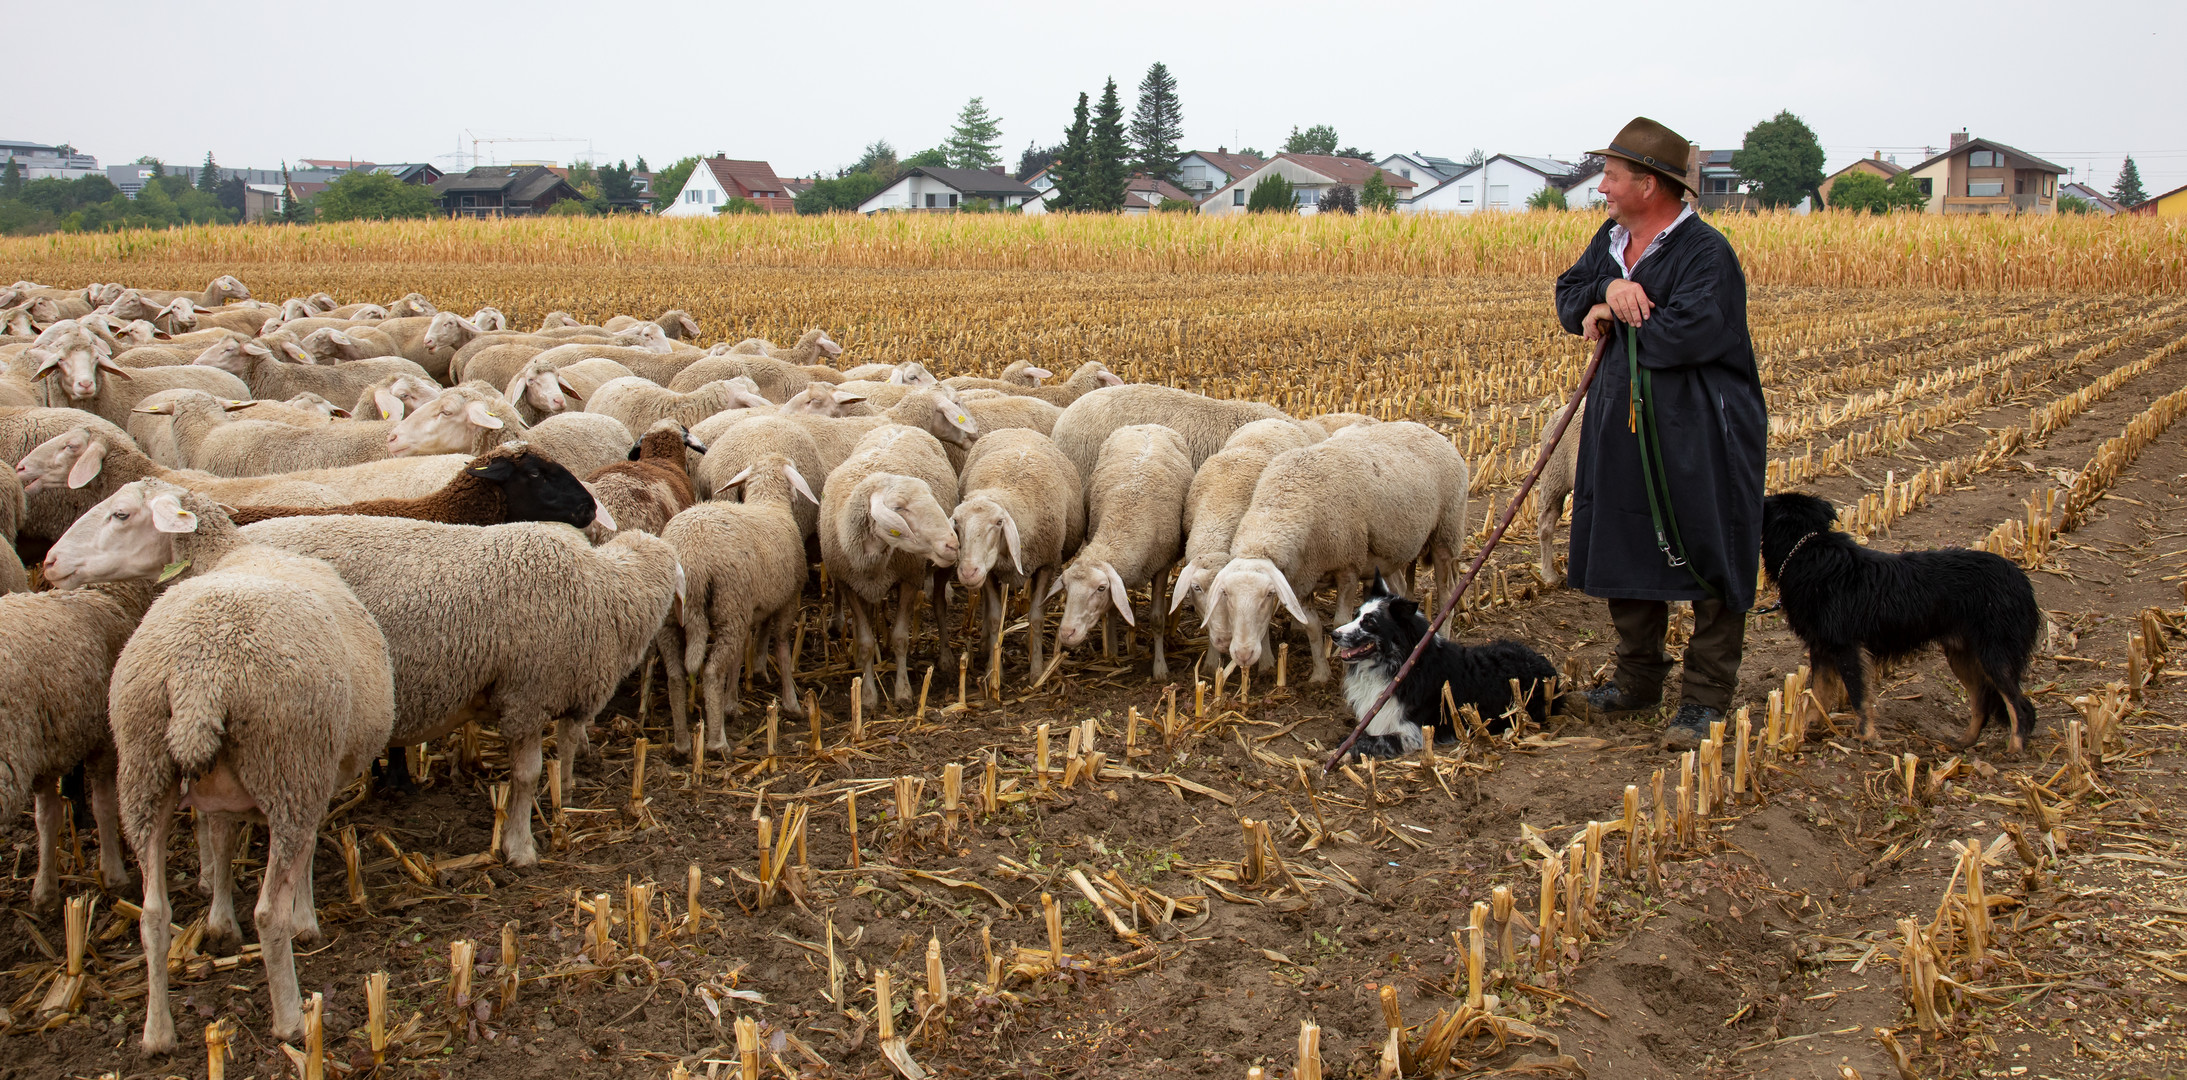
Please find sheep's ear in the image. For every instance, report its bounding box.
[131,401,175,415]
[464,400,505,429]
[96,356,134,381]
[469,457,516,483]
[682,432,710,454]
[714,465,753,499]
[817,333,842,357]
[783,462,819,506]
[66,439,109,489]
[374,388,404,421]
[1025,366,1052,382]
[1099,371,1124,386]
[1102,562,1135,625]
[1169,565,1196,613]
[999,510,1024,577]
[733,388,773,410]
[945,407,977,435]
[1042,572,1065,602]
[626,441,643,461]
[832,390,867,406]
[556,377,582,401]
[326,405,352,418]
[148,492,199,534]
[27,348,59,378]
[590,496,617,533]
[223,400,256,411]
[868,492,910,541]
[1270,568,1311,626]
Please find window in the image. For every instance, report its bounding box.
[1232,188,1244,206]
[1967,150,2002,168]
[925,193,936,208]
[948,193,958,208]
[2015,178,2025,195]
[1489,185,1510,207]
[1916,178,1933,196]
[1296,188,1321,206]
[1967,180,2004,197]
[1400,167,1412,179]
[1183,165,1204,181]
[2045,177,2054,196]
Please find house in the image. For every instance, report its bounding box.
[2126,182,2187,218]
[781,177,813,201]
[1693,149,1758,211]
[1901,133,2067,214]
[299,159,373,171]
[1024,175,1196,216]
[1199,154,1415,215]
[105,164,285,199]
[1375,152,1466,187]
[661,156,797,216]
[1403,154,1578,214]
[1818,152,1905,206]
[1174,149,1264,199]
[370,163,443,185]
[0,140,99,181]
[855,166,1040,213]
[243,184,286,222]
[2058,182,2122,215]
[430,165,584,217]
[1561,160,1605,209]
[1023,166,1054,192]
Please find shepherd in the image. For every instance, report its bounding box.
[1553,117,1768,751]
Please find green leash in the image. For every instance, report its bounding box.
[1627,327,1724,603]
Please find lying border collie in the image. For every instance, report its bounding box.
[1331,573,1558,758]
[1762,491,2043,751]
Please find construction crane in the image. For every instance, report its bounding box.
[453,131,594,170]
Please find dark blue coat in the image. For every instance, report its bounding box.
[1552,215,1766,610]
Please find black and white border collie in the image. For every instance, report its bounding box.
[1331,573,1559,758]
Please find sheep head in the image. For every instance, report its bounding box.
[1203,558,1311,670]
[386,386,515,456]
[43,479,203,590]
[283,392,348,419]
[16,426,124,496]
[779,386,866,417]
[892,389,979,450]
[661,310,700,340]
[537,310,581,330]
[801,328,844,358]
[306,292,338,313]
[716,453,818,508]
[208,275,250,303]
[1003,360,1054,386]
[504,359,571,417]
[469,306,507,331]
[612,322,674,353]
[422,310,484,354]
[850,472,957,566]
[1052,558,1133,648]
[296,327,362,362]
[466,444,596,530]
[950,495,1023,589]
[1168,552,1233,620]
[191,336,266,378]
[84,282,126,307]
[387,293,437,318]
[28,323,127,400]
[365,374,441,421]
[887,361,938,388]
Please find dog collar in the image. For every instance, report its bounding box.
[1771,530,1822,581]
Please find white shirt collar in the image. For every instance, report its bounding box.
[1608,203,1696,278]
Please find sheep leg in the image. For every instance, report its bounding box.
[1027,568,1051,683]
[892,584,917,704]
[702,621,747,756]
[847,592,880,708]
[291,841,321,946]
[87,755,129,895]
[30,787,63,913]
[1102,612,1115,658]
[254,822,310,1044]
[1145,582,1169,681]
[203,816,249,952]
[771,611,802,718]
[656,626,694,757]
[930,570,954,689]
[981,579,1006,686]
[133,788,182,1054]
[636,646,655,728]
[503,714,548,869]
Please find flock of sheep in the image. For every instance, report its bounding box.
[0,276,1498,1054]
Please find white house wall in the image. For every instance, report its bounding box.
[661,169,729,217]
[1404,158,1555,214]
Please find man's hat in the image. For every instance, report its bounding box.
[1592,117,1697,196]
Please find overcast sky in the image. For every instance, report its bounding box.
[21,0,2185,197]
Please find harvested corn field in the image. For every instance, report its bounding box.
[3,237,2186,1080]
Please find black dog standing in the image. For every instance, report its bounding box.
[1761,492,2043,751]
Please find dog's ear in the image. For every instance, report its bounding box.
[1368,571,1393,600]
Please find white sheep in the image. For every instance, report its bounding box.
[192,335,433,404]
[820,424,962,706]
[660,452,819,754]
[1051,382,1294,488]
[384,383,634,477]
[1203,422,1469,683]
[1170,417,1322,669]
[140,389,399,475]
[553,357,640,404]
[1052,424,1194,679]
[1532,398,1584,587]
[584,375,773,435]
[952,429,1084,685]
[694,413,828,537]
[23,320,252,426]
[43,480,394,1053]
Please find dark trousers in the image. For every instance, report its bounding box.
[1607,598,1746,711]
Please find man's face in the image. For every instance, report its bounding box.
[1600,159,1665,221]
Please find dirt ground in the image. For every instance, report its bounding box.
[4,280,2186,1080]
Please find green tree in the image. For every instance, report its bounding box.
[795,172,888,214]
[650,155,702,212]
[903,148,949,169]
[1826,170,1893,213]
[1050,92,1093,211]
[2058,194,2093,215]
[1464,148,1485,167]
[945,97,1004,170]
[1336,146,1374,162]
[566,161,601,198]
[1527,185,1568,211]
[1,159,21,199]
[1017,142,1063,181]
[1283,125,1338,156]
[716,196,764,215]
[1246,173,1295,213]
[599,160,637,205]
[1361,169,1397,212]
[1088,78,1128,210]
[1730,110,1826,209]
[1128,62,1184,181]
[2112,155,2147,207]
[1885,171,1929,212]
[137,156,164,177]
[313,171,439,221]
[852,140,901,182]
[1318,184,1357,214]
[634,155,650,174]
[1155,196,1195,213]
[198,152,220,194]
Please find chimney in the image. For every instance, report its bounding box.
[1217,146,1227,154]
[1873,150,1882,160]
[1949,131,1969,149]
[988,165,1004,175]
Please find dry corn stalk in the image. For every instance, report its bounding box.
[206,1017,233,1080]
[448,939,475,1013]
[1492,885,1516,972]
[1297,1020,1323,1080]
[1466,902,1489,1009]
[39,893,92,1014]
[1899,917,1944,1031]
[1043,892,1064,967]
[366,972,388,1065]
[304,991,325,1080]
[737,1015,761,1080]
[500,921,519,1012]
[340,825,366,908]
[927,935,947,1008]
[1536,856,1559,975]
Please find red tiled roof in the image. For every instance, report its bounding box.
[1127,177,1194,204]
[1188,151,1265,181]
[704,158,792,201]
[1277,154,1417,189]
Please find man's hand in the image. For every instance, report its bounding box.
[1606,279,1654,326]
[1582,303,1614,342]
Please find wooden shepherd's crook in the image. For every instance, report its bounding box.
[1326,334,1610,771]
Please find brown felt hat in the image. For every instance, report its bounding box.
[1592,117,1698,196]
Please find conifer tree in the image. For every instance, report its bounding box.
[2112,155,2148,207]
[1051,92,1093,210]
[1089,78,1128,211]
[946,97,1004,170]
[198,151,220,193]
[1128,62,1184,182]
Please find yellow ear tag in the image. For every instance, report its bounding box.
[888,528,902,537]
[157,560,190,583]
